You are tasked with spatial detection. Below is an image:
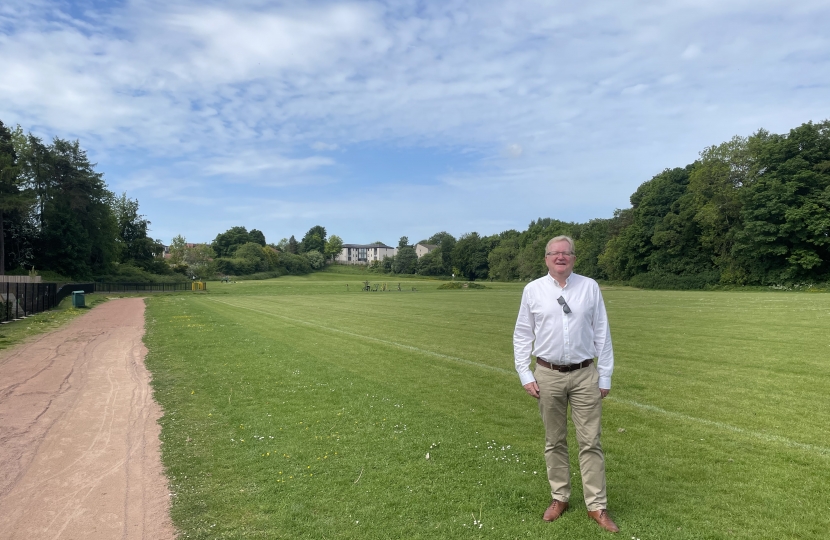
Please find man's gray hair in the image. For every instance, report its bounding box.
[546,235,575,255]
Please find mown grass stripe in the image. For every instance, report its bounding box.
[144,277,830,539]
[208,297,829,457]
[210,298,830,456]
[611,397,830,456]
[205,297,514,376]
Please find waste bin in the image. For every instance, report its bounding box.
[72,290,85,308]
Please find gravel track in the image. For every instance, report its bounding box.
[0,298,175,539]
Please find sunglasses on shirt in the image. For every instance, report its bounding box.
[557,296,571,314]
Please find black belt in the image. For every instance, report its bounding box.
[536,358,593,372]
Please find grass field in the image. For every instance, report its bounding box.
[142,270,830,539]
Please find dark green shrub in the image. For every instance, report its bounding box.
[437,282,487,290]
[628,271,721,290]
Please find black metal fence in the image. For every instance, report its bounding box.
[93,282,205,293]
[1,281,206,324]
[1,281,58,323]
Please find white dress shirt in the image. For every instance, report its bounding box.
[513,272,614,389]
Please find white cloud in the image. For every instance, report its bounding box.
[311,142,339,151]
[621,84,649,95]
[681,44,702,59]
[505,143,523,158]
[202,153,334,177]
[1,0,829,243]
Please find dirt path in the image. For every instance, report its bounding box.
[0,298,176,540]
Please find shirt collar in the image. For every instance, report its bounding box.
[547,272,571,289]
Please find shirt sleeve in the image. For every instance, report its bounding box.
[592,285,614,389]
[513,286,537,386]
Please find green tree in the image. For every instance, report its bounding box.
[452,232,489,280]
[212,226,255,258]
[33,137,118,278]
[263,246,281,270]
[280,252,312,274]
[183,244,216,279]
[572,219,612,279]
[426,231,454,246]
[687,137,750,278]
[515,236,546,279]
[167,235,188,274]
[0,120,28,274]
[213,240,272,276]
[111,193,164,270]
[398,236,409,248]
[234,242,268,271]
[303,250,325,269]
[7,129,48,272]
[249,229,266,246]
[393,246,417,274]
[647,190,713,278]
[287,235,299,254]
[598,167,694,280]
[325,234,344,261]
[426,231,456,275]
[169,235,186,259]
[301,225,326,253]
[488,235,520,280]
[733,121,830,283]
[416,249,444,276]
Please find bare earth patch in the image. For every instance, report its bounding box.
[0,298,176,539]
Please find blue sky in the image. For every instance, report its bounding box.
[1,0,828,246]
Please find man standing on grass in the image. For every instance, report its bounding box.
[513,235,619,533]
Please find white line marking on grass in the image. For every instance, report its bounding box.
[206,298,514,376]
[611,397,830,456]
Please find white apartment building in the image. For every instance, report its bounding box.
[335,243,398,265]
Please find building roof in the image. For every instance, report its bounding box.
[342,243,395,249]
[416,243,438,250]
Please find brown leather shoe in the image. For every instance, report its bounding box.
[542,500,569,521]
[587,509,619,533]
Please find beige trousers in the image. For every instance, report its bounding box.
[535,361,607,511]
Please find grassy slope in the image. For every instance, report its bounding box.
[143,272,830,539]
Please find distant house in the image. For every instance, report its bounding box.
[415,243,438,258]
[335,243,397,265]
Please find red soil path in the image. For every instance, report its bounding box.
[0,298,176,539]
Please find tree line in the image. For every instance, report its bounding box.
[376,120,830,288]
[3,118,827,287]
[167,225,345,279]
[0,120,170,280]
[0,120,344,281]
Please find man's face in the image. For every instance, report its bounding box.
[545,240,575,278]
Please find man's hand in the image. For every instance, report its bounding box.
[600,388,610,398]
[524,381,540,399]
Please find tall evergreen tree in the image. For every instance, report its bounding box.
[287,235,299,254]
[33,137,117,278]
[0,120,20,274]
